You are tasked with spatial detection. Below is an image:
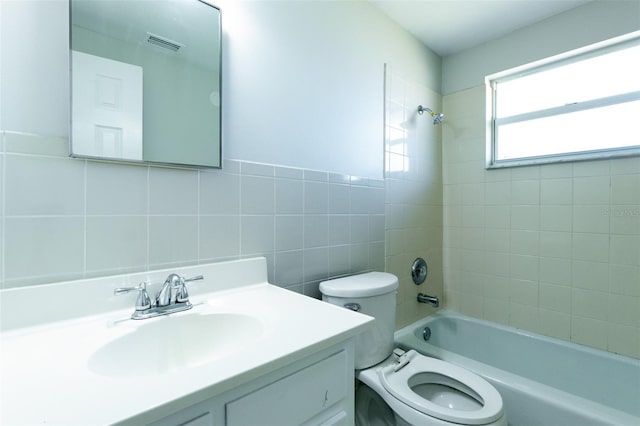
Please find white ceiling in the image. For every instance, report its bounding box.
[371,0,593,56]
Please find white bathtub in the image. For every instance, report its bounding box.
[394,310,640,426]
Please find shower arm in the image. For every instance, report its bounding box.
[417,105,435,116]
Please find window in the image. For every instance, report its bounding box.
[486,31,640,168]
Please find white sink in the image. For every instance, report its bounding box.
[89,312,264,377]
[1,258,373,426]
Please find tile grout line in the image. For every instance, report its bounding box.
[146,165,150,272]
[1,131,5,288]
[83,159,87,277]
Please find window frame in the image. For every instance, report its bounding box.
[485,31,640,169]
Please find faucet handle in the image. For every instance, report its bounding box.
[176,285,189,303]
[114,283,152,311]
[175,275,203,303]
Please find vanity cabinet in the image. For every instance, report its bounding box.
[149,342,355,426]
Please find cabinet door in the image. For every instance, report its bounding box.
[226,350,348,426]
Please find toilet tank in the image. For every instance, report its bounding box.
[319,272,399,369]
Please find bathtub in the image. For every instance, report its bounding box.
[394,310,640,426]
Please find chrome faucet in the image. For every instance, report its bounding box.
[115,274,204,320]
[417,293,439,307]
[156,273,202,306]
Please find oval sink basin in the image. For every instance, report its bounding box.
[89,313,263,377]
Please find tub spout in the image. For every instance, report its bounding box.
[417,293,439,307]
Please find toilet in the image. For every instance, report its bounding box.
[320,272,507,426]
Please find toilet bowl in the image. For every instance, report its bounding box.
[358,349,506,425]
[320,272,507,426]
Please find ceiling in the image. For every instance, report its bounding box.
[371,0,593,57]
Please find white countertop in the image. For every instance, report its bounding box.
[0,258,373,425]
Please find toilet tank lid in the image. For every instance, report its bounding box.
[319,272,399,298]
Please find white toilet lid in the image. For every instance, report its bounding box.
[378,350,503,425]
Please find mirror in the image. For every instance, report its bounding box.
[70,0,221,168]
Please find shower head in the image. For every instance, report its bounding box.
[417,105,444,126]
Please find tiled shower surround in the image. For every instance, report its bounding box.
[443,86,640,359]
[384,65,444,328]
[0,131,385,296]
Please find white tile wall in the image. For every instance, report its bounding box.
[384,65,443,328]
[0,131,385,297]
[443,86,640,359]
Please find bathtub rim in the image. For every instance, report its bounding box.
[394,309,640,425]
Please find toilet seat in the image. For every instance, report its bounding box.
[377,350,504,425]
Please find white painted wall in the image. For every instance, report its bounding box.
[0,0,441,180]
[0,0,69,136]
[220,0,441,179]
[442,0,640,95]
